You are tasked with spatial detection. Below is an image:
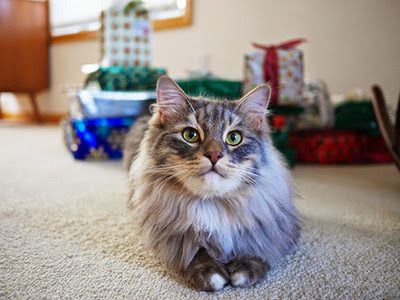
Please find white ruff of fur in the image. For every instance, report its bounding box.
[178,162,244,198]
[128,131,298,273]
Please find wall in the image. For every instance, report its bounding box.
[2,0,400,115]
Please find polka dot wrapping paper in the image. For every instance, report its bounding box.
[243,43,304,106]
[101,2,151,68]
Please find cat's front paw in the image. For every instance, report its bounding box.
[227,257,269,287]
[184,249,229,292]
[186,261,229,292]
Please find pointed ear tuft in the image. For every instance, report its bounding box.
[236,83,271,128]
[156,75,190,123]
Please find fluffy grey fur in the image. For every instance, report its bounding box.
[123,76,300,291]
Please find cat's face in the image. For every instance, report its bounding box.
[146,76,272,198]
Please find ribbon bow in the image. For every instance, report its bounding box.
[252,39,306,105]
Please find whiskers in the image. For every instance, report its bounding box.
[140,161,198,193]
[227,164,261,186]
[155,169,187,192]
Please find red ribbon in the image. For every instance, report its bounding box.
[252,39,306,106]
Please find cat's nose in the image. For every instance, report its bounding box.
[204,151,223,165]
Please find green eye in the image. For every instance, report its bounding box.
[226,131,242,146]
[182,127,200,143]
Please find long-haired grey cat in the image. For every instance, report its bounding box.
[123,76,300,292]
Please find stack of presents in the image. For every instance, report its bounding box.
[63,1,160,160]
[63,1,391,166]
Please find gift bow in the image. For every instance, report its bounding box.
[252,39,306,106]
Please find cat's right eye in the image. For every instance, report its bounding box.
[182,127,200,143]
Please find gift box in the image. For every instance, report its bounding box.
[243,39,305,106]
[289,130,361,164]
[77,90,156,119]
[269,115,297,168]
[100,1,151,68]
[271,129,296,168]
[66,88,156,120]
[334,100,380,136]
[176,78,242,100]
[289,130,392,164]
[293,80,335,130]
[62,117,136,160]
[360,135,392,163]
[85,66,165,91]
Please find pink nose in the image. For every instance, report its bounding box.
[204,152,223,164]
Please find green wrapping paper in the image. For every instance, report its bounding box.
[84,67,166,91]
[334,101,380,136]
[176,79,242,100]
[271,130,296,168]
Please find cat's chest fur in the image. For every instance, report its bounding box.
[188,196,257,256]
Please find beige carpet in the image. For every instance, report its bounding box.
[0,124,399,299]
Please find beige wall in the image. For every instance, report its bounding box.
[3,0,400,115]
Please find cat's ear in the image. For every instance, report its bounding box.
[236,83,271,128]
[156,75,190,124]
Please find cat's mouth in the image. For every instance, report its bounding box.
[201,167,225,178]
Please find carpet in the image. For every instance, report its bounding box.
[0,124,399,299]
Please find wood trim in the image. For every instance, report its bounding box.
[153,0,192,31]
[51,30,100,44]
[1,112,66,123]
[51,0,193,44]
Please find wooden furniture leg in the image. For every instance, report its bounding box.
[29,92,42,123]
[371,85,400,172]
[395,90,400,156]
[0,93,3,119]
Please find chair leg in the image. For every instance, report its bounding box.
[29,92,42,123]
[395,90,400,155]
[371,85,400,172]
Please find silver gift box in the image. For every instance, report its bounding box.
[76,90,156,119]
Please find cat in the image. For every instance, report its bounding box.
[123,75,300,292]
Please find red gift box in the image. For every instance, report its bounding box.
[360,136,392,163]
[289,130,392,164]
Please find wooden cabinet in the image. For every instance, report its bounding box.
[0,0,50,122]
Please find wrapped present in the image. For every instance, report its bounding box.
[271,129,296,168]
[334,100,380,136]
[243,39,305,106]
[100,1,151,68]
[360,135,392,163]
[289,130,362,164]
[84,66,165,91]
[269,115,297,168]
[65,87,156,120]
[77,90,156,119]
[289,130,392,164]
[176,78,242,100]
[62,117,136,160]
[293,80,335,130]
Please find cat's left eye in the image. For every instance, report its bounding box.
[226,131,242,146]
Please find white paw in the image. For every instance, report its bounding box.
[231,271,248,287]
[209,273,227,291]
